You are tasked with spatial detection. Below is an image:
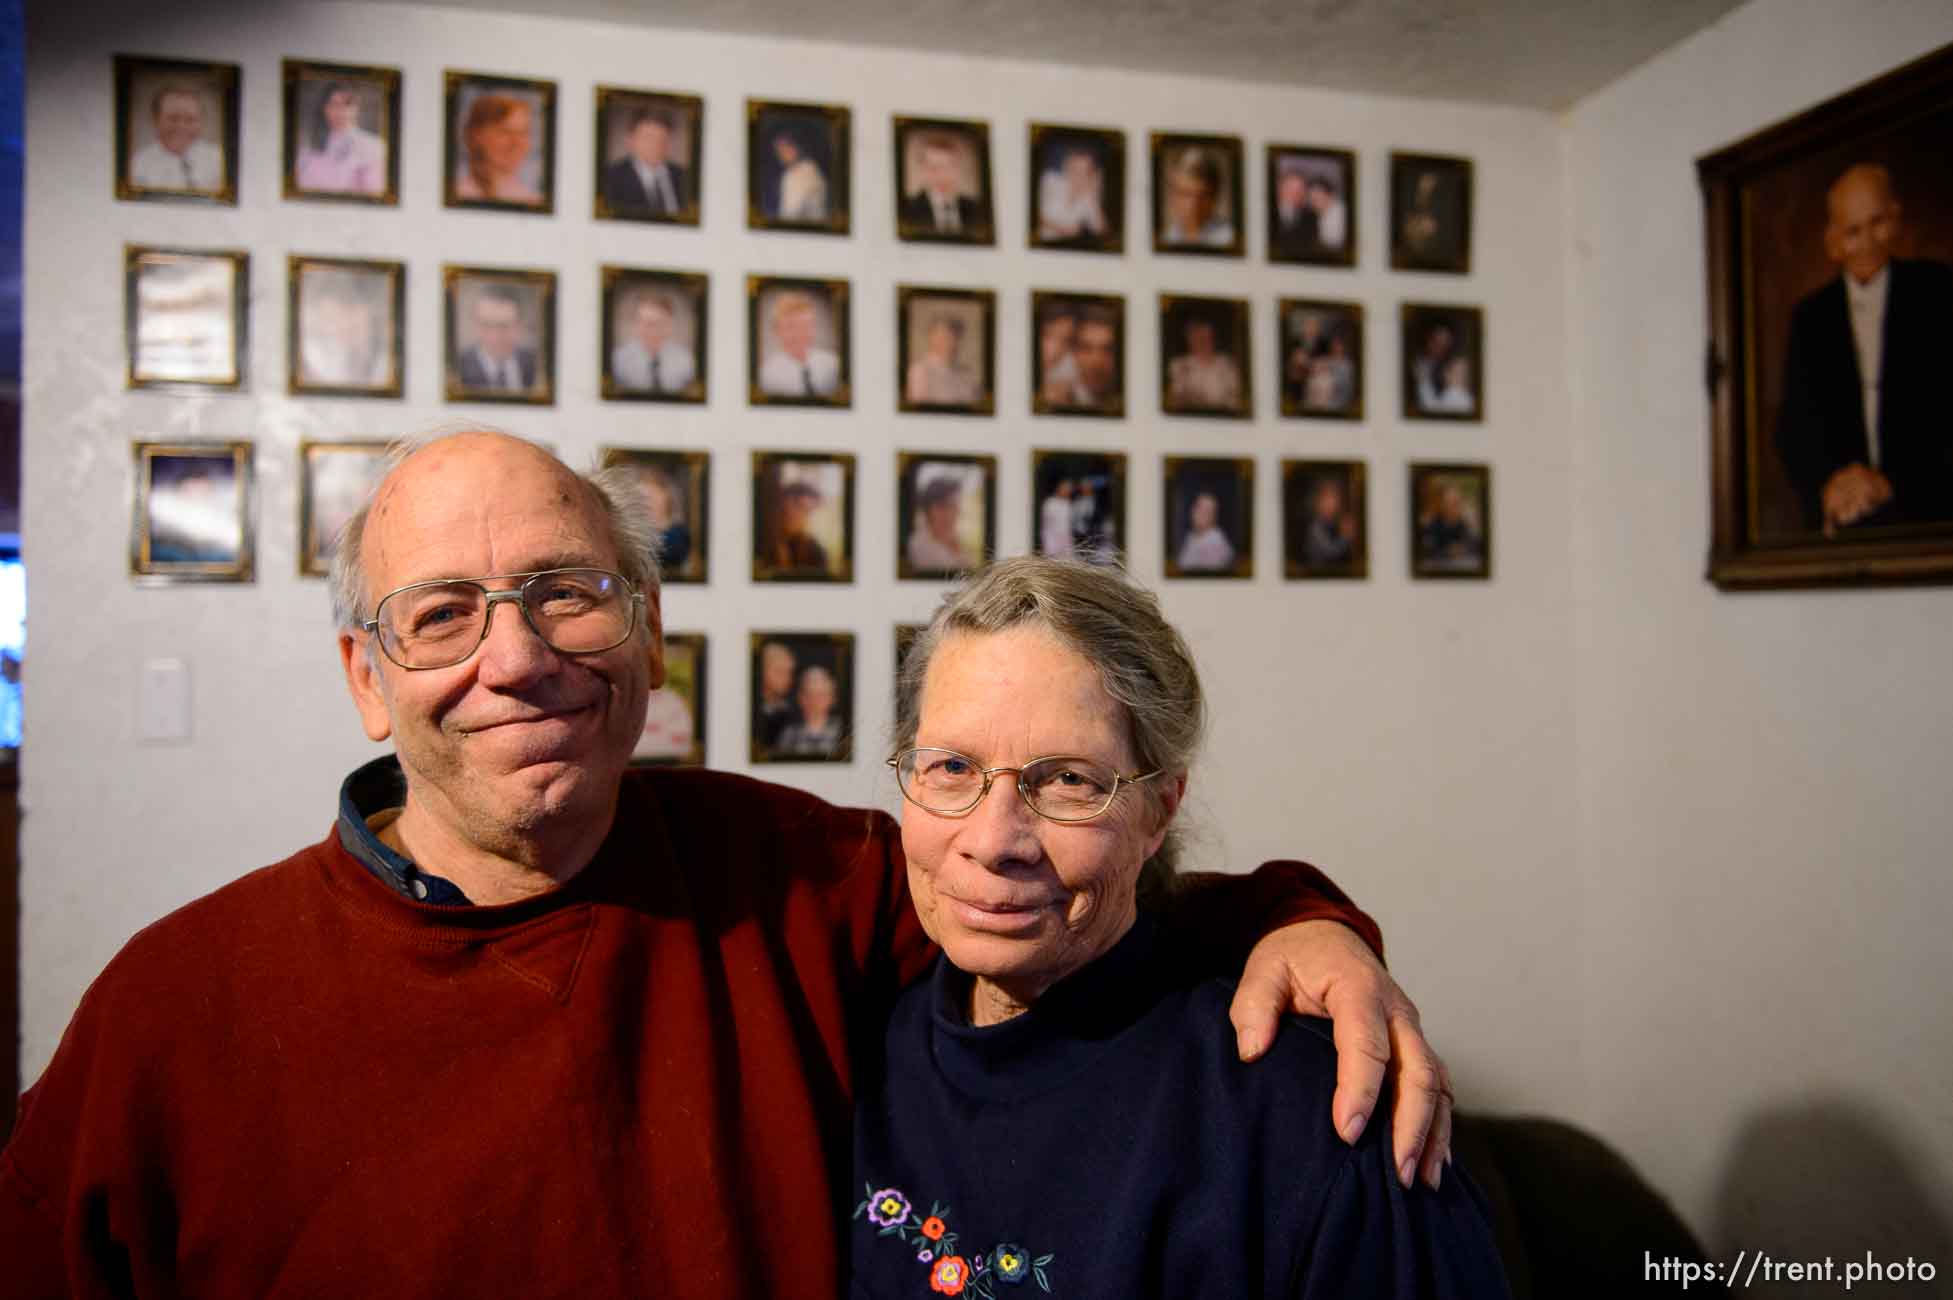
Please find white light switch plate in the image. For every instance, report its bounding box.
[139,657,191,743]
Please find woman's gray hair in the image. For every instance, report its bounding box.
[327,429,663,632]
[893,555,1205,904]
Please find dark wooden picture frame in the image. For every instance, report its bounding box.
[1409,461,1491,580]
[1389,151,1473,273]
[636,631,707,767]
[283,59,400,205]
[1699,42,1953,589]
[748,98,851,235]
[750,631,855,764]
[125,245,248,391]
[1031,449,1126,564]
[749,275,851,407]
[130,440,255,583]
[1160,293,1252,418]
[1163,455,1254,579]
[1283,458,1368,580]
[594,85,704,225]
[1267,144,1356,267]
[289,256,405,398]
[600,447,711,585]
[1401,302,1484,422]
[1151,131,1245,258]
[898,286,996,415]
[1279,297,1364,420]
[894,115,995,245]
[897,452,997,579]
[114,54,240,204]
[1031,290,1124,417]
[752,450,856,583]
[443,265,557,405]
[1028,122,1125,254]
[602,267,708,404]
[298,439,391,577]
[443,70,556,214]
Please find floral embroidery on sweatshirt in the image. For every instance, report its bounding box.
[855,1183,1054,1295]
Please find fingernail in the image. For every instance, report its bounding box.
[1236,1028,1261,1060]
[1340,1112,1367,1145]
[1426,1162,1443,1192]
[1399,1156,1417,1187]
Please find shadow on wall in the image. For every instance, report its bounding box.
[1712,1096,1951,1297]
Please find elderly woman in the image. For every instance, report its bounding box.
[853,557,1508,1297]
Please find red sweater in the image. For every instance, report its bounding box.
[1,765,1378,1299]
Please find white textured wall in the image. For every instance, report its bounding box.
[1563,0,1953,1263]
[21,0,1579,1122]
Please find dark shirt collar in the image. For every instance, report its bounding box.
[335,755,473,906]
[927,914,1163,1099]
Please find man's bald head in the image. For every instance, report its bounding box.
[1825,162,1902,285]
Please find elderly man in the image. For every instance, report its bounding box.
[1776,162,1953,535]
[128,83,224,192]
[1,432,1454,1297]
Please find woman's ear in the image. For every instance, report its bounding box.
[1140,771,1187,859]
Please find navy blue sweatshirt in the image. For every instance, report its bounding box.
[851,918,1512,1297]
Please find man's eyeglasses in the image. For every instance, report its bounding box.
[888,747,1161,824]
[362,568,643,671]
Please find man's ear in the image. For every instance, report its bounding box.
[339,631,393,742]
[642,589,668,692]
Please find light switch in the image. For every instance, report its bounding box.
[139,657,191,743]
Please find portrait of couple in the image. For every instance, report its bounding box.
[750,633,854,763]
[1032,292,1123,417]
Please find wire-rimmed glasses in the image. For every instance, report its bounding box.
[362,567,644,670]
[888,746,1161,824]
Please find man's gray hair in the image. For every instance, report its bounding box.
[327,428,663,632]
[892,555,1205,903]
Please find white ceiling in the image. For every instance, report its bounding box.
[397,0,1745,110]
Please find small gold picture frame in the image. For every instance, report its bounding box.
[444,70,556,214]
[298,440,391,577]
[1163,455,1255,579]
[893,115,996,245]
[898,286,995,415]
[897,452,996,580]
[749,276,851,408]
[1160,294,1253,419]
[115,54,240,204]
[1028,122,1124,254]
[636,631,707,767]
[283,59,400,205]
[289,256,405,398]
[750,631,855,764]
[602,267,708,404]
[125,245,248,391]
[748,99,851,235]
[595,85,704,225]
[1031,291,1124,418]
[599,447,711,585]
[131,440,255,583]
[444,265,557,405]
[752,451,855,583]
[1283,459,1368,580]
[1151,131,1245,258]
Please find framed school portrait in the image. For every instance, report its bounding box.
[283,60,399,204]
[1160,295,1252,419]
[602,267,708,404]
[1267,144,1355,267]
[444,70,556,213]
[1410,461,1492,579]
[115,55,239,203]
[289,256,404,398]
[1390,151,1473,273]
[1151,132,1245,257]
[752,451,855,583]
[636,632,707,767]
[750,631,855,764]
[1279,298,1364,420]
[1029,122,1124,254]
[897,453,996,580]
[1163,456,1254,579]
[1283,459,1368,580]
[130,440,254,583]
[444,266,556,404]
[298,440,390,577]
[600,447,711,584]
[748,99,851,235]
[749,276,851,407]
[1031,291,1124,417]
[594,86,703,224]
[1401,302,1484,422]
[1031,449,1126,564]
[897,286,995,415]
[894,115,995,245]
[125,245,248,391]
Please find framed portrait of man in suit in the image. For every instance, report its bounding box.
[115,55,240,204]
[443,265,555,405]
[893,116,995,245]
[594,86,703,225]
[601,267,708,404]
[1701,43,1953,588]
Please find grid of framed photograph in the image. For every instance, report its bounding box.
[1160,294,1252,419]
[131,440,254,583]
[283,60,399,205]
[595,87,703,225]
[1390,152,1474,273]
[894,115,995,245]
[1163,456,1254,579]
[1283,459,1368,580]
[1279,298,1363,420]
[444,71,556,214]
[1029,123,1124,253]
[602,267,708,403]
[125,245,248,391]
[748,99,851,235]
[1268,144,1355,267]
[637,632,707,767]
[898,286,995,415]
[1032,291,1124,417]
[752,451,855,583]
[1401,302,1484,421]
[750,631,855,763]
[298,440,390,577]
[602,447,711,585]
[1031,449,1126,564]
[444,265,556,404]
[115,56,239,204]
[1152,132,1245,258]
[749,276,851,407]
[289,256,405,398]
[897,453,996,579]
[1409,462,1492,579]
